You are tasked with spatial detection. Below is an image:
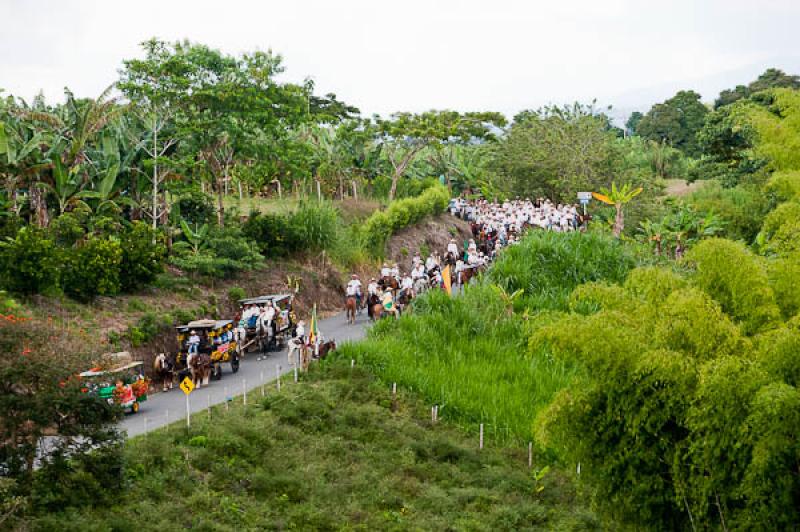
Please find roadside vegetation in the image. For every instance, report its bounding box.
[3,36,800,529]
[15,360,596,531]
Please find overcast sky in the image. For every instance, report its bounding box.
[2,0,799,119]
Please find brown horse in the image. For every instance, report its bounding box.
[188,353,212,388]
[316,340,337,360]
[345,295,357,325]
[371,302,384,321]
[152,353,175,392]
[379,276,399,291]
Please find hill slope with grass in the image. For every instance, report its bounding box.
[28,359,596,531]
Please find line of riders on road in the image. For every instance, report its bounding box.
[343,196,588,324]
[152,197,587,395]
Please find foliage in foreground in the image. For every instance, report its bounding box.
[23,360,595,531]
[532,240,800,529]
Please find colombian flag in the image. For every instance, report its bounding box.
[442,265,452,296]
[309,303,319,344]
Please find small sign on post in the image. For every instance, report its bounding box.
[577,191,592,215]
[180,377,194,429]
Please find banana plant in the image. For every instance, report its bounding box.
[40,156,88,214]
[592,182,644,237]
[177,219,209,255]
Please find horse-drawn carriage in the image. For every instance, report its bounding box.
[236,294,294,356]
[80,354,148,414]
[174,319,240,386]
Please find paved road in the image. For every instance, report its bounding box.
[119,309,371,437]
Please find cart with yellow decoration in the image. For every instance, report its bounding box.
[175,319,240,382]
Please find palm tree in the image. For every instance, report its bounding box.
[592,182,644,237]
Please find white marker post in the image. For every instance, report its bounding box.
[276,365,281,391]
[185,393,191,429]
[260,370,265,397]
[243,379,247,407]
[479,424,484,450]
[528,442,533,469]
[207,394,211,419]
[294,364,298,383]
[351,359,355,368]
[224,386,229,412]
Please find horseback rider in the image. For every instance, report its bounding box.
[288,320,306,365]
[346,274,362,310]
[381,289,399,318]
[380,262,391,279]
[447,238,458,257]
[400,272,414,297]
[391,263,400,281]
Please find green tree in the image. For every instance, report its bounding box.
[625,110,643,135]
[491,103,620,202]
[715,68,800,109]
[636,90,708,157]
[375,110,505,200]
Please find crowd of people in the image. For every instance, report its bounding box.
[343,196,587,320]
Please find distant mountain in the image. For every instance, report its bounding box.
[603,56,800,126]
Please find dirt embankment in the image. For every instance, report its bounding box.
[384,214,472,271]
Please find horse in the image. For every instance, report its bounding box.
[367,293,381,320]
[316,340,337,360]
[152,353,175,392]
[188,352,212,388]
[371,301,384,321]
[345,295,357,325]
[379,276,399,292]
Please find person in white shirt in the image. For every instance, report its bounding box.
[412,252,422,268]
[400,273,414,297]
[367,278,379,297]
[468,239,477,254]
[380,263,391,278]
[425,255,438,272]
[288,320,306,364]
[346,274,363,310]
[412,263,426,281]
[187,330,200,355]
[447,238,459,257]
[390,263,400,280]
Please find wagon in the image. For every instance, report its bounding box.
[175,319,240,381]
[80,357,148,414]
[236,294,294,356]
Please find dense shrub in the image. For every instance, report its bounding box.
[119,222,167,292]
[174,190,215,226]
[242,211,298,256]
[684,238,780,334]
[0,227,61,294]
[62,237,123,301]
[360,185,449,256]
[48,212,87,247]
[765,170,800,202]
[488,230,637,310]
[688,181,772,242]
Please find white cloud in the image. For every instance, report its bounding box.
[1,0,799,116]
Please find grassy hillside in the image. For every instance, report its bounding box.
[33,359,596,531]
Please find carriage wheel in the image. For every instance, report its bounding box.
[213,364,223,381]
[231,356,240,373]
[131,401,140,414]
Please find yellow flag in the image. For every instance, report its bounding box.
[442,265,452,296]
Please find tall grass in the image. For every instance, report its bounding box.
[488,230,636,311]
[339,284,581,443]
